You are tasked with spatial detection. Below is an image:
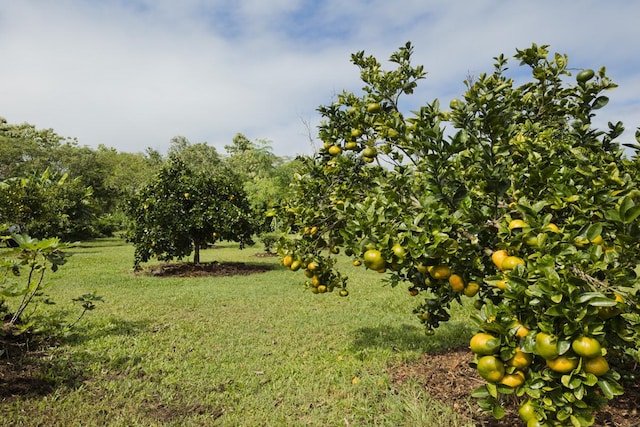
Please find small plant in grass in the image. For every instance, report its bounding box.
[1,228,101,337]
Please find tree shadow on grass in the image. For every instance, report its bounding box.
[0,318,150,403]
[351,320,475,355]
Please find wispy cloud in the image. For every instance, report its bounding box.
[0,1,638,156]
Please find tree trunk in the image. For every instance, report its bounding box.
[193,241,201,264]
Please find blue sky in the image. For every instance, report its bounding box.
[1,0,639,157]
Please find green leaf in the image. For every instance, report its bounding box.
[492,404,505,420]
[597,378,623,399]
[584,223,603,241]
[623,206,640,224]
[591,96,609,110]
[589,297,618,307]
[486,382,498,398]
[491,405,505,420]
[471,385,490,398]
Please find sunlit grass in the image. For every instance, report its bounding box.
[1,239,477,426]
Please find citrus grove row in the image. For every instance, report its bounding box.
[276,42,640,426]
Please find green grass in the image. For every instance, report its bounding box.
[1,239,477,426]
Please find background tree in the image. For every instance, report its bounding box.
[0,168,95,240]
[0,118,70,180]
[1,118,162,239]
[167,136,221,172]
[125,157,256,268]
[225,133,296,234]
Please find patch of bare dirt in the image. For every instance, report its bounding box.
[390,346,640,427]
[143,260,274,277]
[0,335,82,403]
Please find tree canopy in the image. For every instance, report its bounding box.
[125,157,256,267]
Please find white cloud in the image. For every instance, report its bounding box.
[0,0,638,156]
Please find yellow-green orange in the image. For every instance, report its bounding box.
[501,256,525,271]
[470,332,500,355]
[571,336,602,358]
[363,249,386,271]
[535,332,559,359]
[476,355,505,382]
[463,281,480,297]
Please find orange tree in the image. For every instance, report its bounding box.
[278,42,640,426]
[125,157,256,268]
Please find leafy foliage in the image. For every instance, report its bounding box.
[278,42,640,425]
[125,157,256,267]
[0,227,101,337]
[0,168,95,240]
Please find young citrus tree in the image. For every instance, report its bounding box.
[278,42,640,425]
[125,157,256,268]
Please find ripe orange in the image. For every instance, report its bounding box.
[470,332,501,355]
[546,355,578,373]
[448,274,465,292]
[590,234,603,245]
[317,285,327,293]
[429,264,452,280]
[307,261,319,271]
[507,348,533,369]
[584,355,609,376]
[282,255,293,267]
[491,250,509,270]
[513,321,530,339]
[500,371,525,387]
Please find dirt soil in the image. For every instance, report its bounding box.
[142,258,275,277]
[390,346,640,427]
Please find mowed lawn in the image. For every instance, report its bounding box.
[1,238,477,426]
